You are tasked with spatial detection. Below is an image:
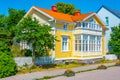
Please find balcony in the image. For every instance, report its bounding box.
[75,22,102,31]
[74,22,102,36]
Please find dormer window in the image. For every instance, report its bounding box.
[63,24,68,30]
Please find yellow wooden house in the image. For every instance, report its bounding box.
[23,5,108,61]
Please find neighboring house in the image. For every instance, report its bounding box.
[97,5,120,52]
[22,5,108,60]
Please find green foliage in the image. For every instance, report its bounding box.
[16,17,55,58]
[6,8,26,26]
[21,49,32,57]
[0,51,17,78]
[0,41,12,56]
[109,24,120,57]
[43,76,52,79]
[11,45,21,57]
[0,8,26,46]
[64,69,75,77]
[56,2,80,15]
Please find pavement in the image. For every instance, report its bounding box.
[0,62,115,80]
[50,66,120,80]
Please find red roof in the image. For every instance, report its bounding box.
[34,6,107,29]
[35,6,92,22]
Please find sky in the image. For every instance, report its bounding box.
[0,0,120,15]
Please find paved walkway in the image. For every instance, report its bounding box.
[50,66,120,80]
[0,62,115,80]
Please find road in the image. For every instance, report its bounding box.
[49,66,120,80]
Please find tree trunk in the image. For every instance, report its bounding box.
[31,45,35,66]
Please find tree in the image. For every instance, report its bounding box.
[6,8,26,26]
[109,24,120,58]
[56,2,80,15]
[16,17,55,63]
[0,8,26,46]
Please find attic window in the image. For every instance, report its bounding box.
[105,17,109,26]
[63,24,68,30]
[90,18,95,23]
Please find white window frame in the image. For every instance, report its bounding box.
[75,35,81,52]
[62,36,69,52]
[75,34,102,52]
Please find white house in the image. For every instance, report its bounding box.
[97,5,120,52]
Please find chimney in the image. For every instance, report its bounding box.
[51,5,57,12]
[74,11,80,16]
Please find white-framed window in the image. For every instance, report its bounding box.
[62,36,69,51]
[63,24,68,30]
[75,34,101,52]
[105,17,109,26]
[75,35,81,51]
[89,35,95,52]
[83,35,88,52]
[96,36,101,51]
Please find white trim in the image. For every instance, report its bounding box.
[61,36,69,52]
[82,13,106,27]
[55,56,103,60]
[24,6,54,20]
[82,13,96,22]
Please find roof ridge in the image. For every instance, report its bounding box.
[102,5,120,18]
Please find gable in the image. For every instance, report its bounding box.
[25,7,53,25]
[97,6,120,19]
[84,14,106,28]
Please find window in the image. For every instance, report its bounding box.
[63,24,68,30]
[83,35,88,52]
[75,35,101,52]
[105,17,109,26]
[62,36,69,51]
[75,35,81,51]
[89,35,95,52]
[96,36,101,51]
[90,18,95,23]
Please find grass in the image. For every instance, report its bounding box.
[17,59,116,74]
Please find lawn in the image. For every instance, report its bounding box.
[17,59,116,74]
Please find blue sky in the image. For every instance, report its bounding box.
[0,0,120,15]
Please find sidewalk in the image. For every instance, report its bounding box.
[0,62,115,80]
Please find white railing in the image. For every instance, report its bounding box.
[76,22,102,31]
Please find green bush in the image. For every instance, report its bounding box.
[21,49,32,57]
[64,69,75,77]
[0,51,17,78]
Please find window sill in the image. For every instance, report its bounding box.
[62,50,69,52]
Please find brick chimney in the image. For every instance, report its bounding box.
[74,11,80,16]
[51,5,57,12]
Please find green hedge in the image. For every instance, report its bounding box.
[0,51,17,78]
